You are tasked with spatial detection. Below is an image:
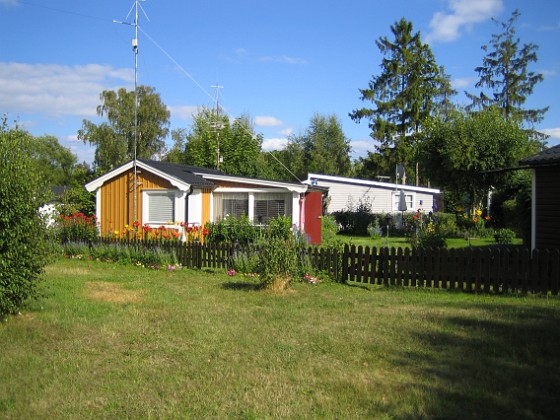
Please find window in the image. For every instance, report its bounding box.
[145,191,175,223]
[253,193,291,224]
[392,192,413,212]
[214,193,248,219]
[254,199,285,224]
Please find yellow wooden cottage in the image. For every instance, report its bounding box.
[85,159,324,243]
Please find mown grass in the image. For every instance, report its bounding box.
[1,258,559,418]
[338,234,523,249]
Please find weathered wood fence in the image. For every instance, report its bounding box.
[95,239,560,294]
[342,245,560,294]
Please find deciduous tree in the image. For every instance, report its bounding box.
[78,86,170,173]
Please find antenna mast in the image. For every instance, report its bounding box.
[114,0,146,224]
[133,0,139,223]
[211,84,223,170]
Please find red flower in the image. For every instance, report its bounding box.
[202,228,209,236]
[133,220,140,228]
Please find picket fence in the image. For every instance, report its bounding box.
[95,239,560,294]
[342,244,560,294]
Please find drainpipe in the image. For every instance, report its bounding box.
[184,186,193,242]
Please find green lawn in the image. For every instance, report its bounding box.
[1,258,559,418]
[338,233,524,249]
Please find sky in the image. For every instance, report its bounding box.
[1,0,559,166]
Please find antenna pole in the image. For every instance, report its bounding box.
[211,84,223,170]
[133,0,139,224]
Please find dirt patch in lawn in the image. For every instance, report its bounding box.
[85,281,144,304]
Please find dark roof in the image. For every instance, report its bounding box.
[520,144,560,167]
[138,159,215,188]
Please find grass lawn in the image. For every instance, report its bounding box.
[338,233,524,249]
[2,259,559,418]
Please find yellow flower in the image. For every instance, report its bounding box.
[476,209,482,216]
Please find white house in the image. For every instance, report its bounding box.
[304,173,441,214]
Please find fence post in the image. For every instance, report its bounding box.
[341,244,349,284]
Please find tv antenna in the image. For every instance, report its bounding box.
[210,84,224,170]
[113,0,150,223]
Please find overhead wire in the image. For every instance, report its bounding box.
[138,25,303,182]
[10,0,303,183]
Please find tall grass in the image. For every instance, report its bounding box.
[1,259,559,418]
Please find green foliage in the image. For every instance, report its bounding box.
[333,199,374,235]
[266,216,293,240]
[61,241,177,268]
[421,107,531,211]
[434,213,461,238]
[321,215,340,245]
[262,114,352,181]
[0,119,49,319]
[205,215,261,245]
[56,212,99,243]
[350,18,456,184]
[466,10,548,127]
[56,187,96,217]
[405,210,447,249]
[494,228,516,245]
[176,109,263,177]
[78,86,170,172]
[367,218,382,240]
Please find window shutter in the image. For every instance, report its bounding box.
[148,193,175,222]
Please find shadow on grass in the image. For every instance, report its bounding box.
[221,281,261,291]
[391,303,560,418]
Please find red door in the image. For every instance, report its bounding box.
[303,191,322,245]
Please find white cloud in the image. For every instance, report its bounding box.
[262,138,288,152]
[426,0,504,43]
[541,128,560,140]
[280,127,293,136]
[254,116,283,127]
[0,62,133,117]
[540,69,558,78]
[258,55,307,65]
[168,105,199,121]
[451,76,477,89]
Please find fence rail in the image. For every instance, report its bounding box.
[342,244,560,294]
[93,238,560,295]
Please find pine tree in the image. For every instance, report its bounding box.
[350,18,456,184]
[466,10,548,126]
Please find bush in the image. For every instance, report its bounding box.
[367,218,382,240]
[205,215,261,244]
[333,199,374,235]
[321,215,339,245]
[494,228,516,245]
[405,210,447,249]
[0,121,50,319]
[257,226,311,290]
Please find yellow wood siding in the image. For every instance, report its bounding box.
[99,168,173,236]
[202,188,212,226]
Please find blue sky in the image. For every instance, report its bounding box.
[1,0,559,165]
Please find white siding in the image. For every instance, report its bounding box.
[188,189,204,225]
[314,179,438,214]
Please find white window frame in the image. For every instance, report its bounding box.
[142,190,181,227]
[392,191,414,212]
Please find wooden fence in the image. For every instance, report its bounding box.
[342,245,560,294]
[94,239,560,294]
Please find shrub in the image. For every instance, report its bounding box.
[405,210,447,249]
[321,214,339,245]
[205,215,261,244]
[367,218,382,240]
[333,198,374,235]
[257,226,311,290]
[56,212,99,243]
[0,121,50,319]
[494,228,516,245]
